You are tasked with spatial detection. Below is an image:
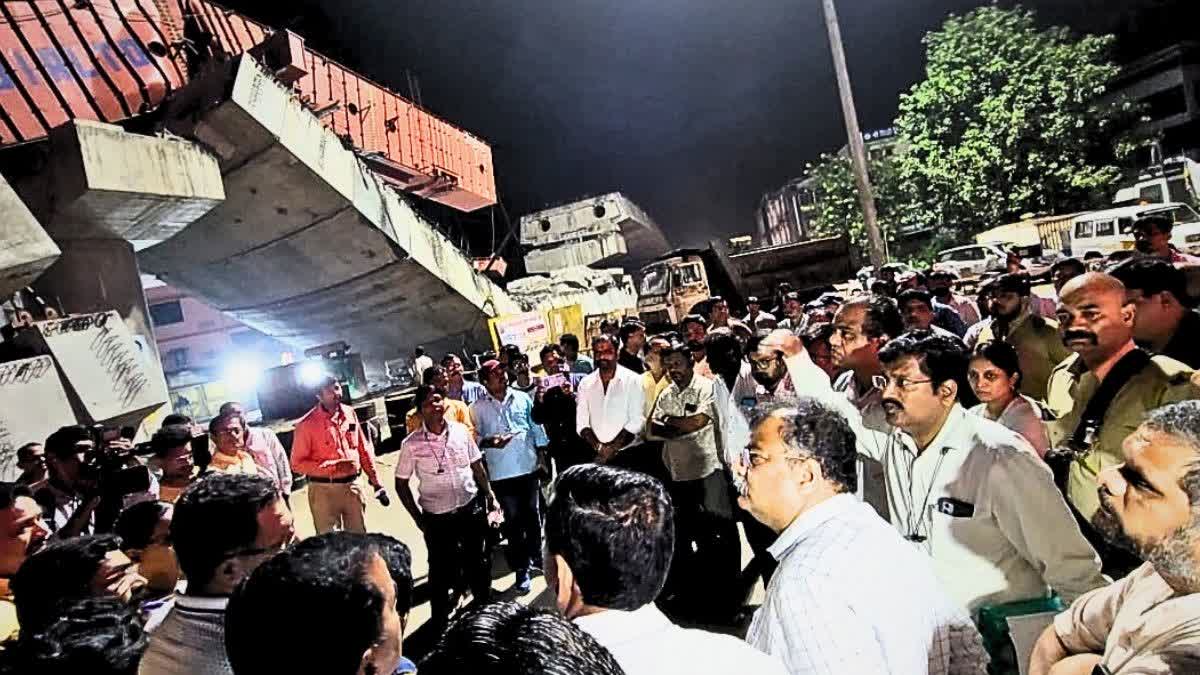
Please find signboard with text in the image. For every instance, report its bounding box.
[0,356,75,480]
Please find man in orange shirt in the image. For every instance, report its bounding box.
[291,375,387,533]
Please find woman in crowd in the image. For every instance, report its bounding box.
[966,341,1050,457]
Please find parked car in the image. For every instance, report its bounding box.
[856,262,916,287]
[932,244,1009,278]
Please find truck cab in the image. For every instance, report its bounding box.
[637,254,712,328]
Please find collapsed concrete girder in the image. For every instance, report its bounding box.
[140,57,518,380]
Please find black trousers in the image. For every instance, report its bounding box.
[492,473,542,575]
[423,496,491,622]
[662,471,741,620]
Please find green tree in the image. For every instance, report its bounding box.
[895,6,1139,240]
[806,152,902,251]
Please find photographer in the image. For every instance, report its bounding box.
[39,426,153,537]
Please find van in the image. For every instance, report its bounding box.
[1068,203,1200,258]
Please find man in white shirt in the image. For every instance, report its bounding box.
[576,335,646,464]
[411,346,434,385]
[545,463,787,675]
[862,330,1107,611]
[738,399,987,675]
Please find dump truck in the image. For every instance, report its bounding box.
[637,234,854,328]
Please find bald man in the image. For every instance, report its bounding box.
[1047,273,1200,575]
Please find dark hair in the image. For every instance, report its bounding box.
[365,533,413,615]
[0,597,147,675]
[439,353,462,367]
[0,482,33,511]
[218,402,243,416]
[618,320,645,343]
[703,330,743,374]
[413,384,439,410]
[419,601,626,675]
[422,365,446,384]
[44,425,91,459]
[992,272,1031,297]
[171,473,278,590]
[540,343,563,360]
[151,425,192,458]
[161,414,193,427]
[208,412,246,437]
[1109,256,1191,306]
[415,346,426,357]
[225,533,386,675]
[878,330,970,399]
[546,465,673,611]
[862,295,904,340]
[1050,257,1086,277]
[12,534,124,633]
[591,334,618,352]
[16,443,41,462]
[559,334,580,350]
[802,322,834,351]
[1133,214,1173,235]
[500,344,522,360]
[897,289,933,311]
[680,314,708,331]
[752,399,858,492]
[115,501,171,551]
[970,341,1023,387]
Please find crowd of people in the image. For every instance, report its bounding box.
[1,213,1200,673]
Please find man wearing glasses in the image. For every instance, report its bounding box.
[860,330,1106,612]
[140,473,295,675]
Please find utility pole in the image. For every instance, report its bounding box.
[820,0,887,269]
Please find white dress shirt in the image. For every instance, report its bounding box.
[575,604,787,675]
[576,365,646,449]
[712,362,757,467]
[747,493,987,675]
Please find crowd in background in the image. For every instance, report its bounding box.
[0,213,1199,673]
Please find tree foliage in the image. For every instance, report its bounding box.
[894,6,1138,238]
[806,152,901,252]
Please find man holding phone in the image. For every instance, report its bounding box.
[470,360,548,595]
[290,375,386,534]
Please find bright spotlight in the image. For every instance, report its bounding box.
[222,356,263,392]
[299,361,327,387]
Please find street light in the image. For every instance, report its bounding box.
[820,0,887,269]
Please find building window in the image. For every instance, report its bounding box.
[149,301,185,327]
[1142,86,1188,121]
[164,348,189,371]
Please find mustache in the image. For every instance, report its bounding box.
[1062,330,1098,345]
[881,398,904,411]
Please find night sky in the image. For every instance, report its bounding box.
[221,0,1196,248]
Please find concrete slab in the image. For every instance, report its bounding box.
[141,57,518,382]
[519,193,671,272]
[15,311,169,427]
[0,356,75,480]
[507,266,638,317]
[27,120,224,241]
[0,174,59,298]
[522,231,629,275]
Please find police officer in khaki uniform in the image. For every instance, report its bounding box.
[976,273,1072,403]
[1046,273,1199,574]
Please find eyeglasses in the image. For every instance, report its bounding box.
[871,375,933,391]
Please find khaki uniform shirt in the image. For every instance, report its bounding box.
[650,373,721,482]
[1046,353,1199,520]
[1054,563,1200,674]
[857,405,1106,611]
[976,309,1072,402]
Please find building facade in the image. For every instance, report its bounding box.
[1110,42,1200,163]
[145,283,289,421]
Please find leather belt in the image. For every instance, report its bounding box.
[307,472,360,484]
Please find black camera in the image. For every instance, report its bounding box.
[83,426,154,498]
